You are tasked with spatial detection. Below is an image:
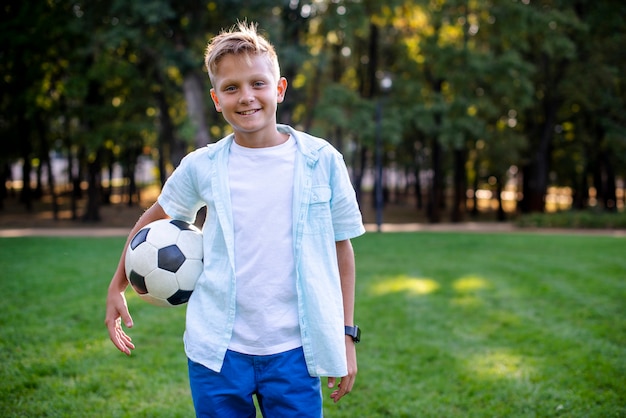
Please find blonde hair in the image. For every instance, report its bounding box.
[204,21,281,87]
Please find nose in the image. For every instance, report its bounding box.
[238,87,255,104]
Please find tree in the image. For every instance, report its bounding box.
[2,0,625,225]
[558,1,626,212]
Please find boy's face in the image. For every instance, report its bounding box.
[210,53,287,147]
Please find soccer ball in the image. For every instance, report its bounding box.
[124,219,203,307]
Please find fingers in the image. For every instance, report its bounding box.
[329,338,358,403]
[328,372,356,403]
[106,316,135,355]
[105,291,135,355]
[119,309,134,329]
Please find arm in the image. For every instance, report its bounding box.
[328,239,358,403]
[104,202,169,355]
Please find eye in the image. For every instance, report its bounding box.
[253,81,266,88]
[224,85,237,92]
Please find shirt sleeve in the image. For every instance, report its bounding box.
[157,151,205,223]
[329,150,366,241]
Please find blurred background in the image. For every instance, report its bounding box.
[1,0,625,226]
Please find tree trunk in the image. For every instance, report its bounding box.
[451,148,466,222]
[471,159,479,217]
[37,113,59,220]
[519,49,564,213]
[367,23,378,98]
[101,158,113,206]
[352,145,367,206]
[302,63,323,133]
[426,73,444,223]
[571,160,587,210]
[45,157,59,220]
[19,159,33,211]
[279,1,308,126]
[67,148,79,220]
[428,136,443,223]
[520,107,555,213]
[154,86,175,185]
[155,70,185,174]
[414,164,423,211]
[128,170,138,207]
[35,161,43,199]
[138,52,185,184]
[0,163,10,210]
[496,179,506,221]
[600,149,617,211]
[18,113,33,211]
[183,71,211,148]
[82,147,102,222]
[412,138,423,211]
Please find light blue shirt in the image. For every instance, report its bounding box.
[157,125,365,376]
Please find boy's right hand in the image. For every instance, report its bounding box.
[104,202,169,355]
[105,284,135,355]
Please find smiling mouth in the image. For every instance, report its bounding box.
[238,109,259,116]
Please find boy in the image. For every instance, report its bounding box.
[105,21,365,417]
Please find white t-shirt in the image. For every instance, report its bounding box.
[227,136,301,355]
[159,125,366,375]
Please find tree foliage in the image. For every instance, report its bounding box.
[1,0,624,221]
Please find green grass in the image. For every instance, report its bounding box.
[1,233,625,417]
[516,209,626,229]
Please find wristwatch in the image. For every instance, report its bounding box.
[345,325,361,343]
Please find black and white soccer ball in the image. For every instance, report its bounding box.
[124,219,203,307]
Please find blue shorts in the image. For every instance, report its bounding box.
[188,347,322,417]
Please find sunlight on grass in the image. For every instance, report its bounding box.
[464,349,535,381]
[450,275,490,307]
[370,274,488,297]
[371,274,440,296]
[453,275,489,292]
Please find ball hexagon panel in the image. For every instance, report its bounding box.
[158,244,186,272]
[126,242,158,277]
[176,259,204,290]
[130,228,150,250]
[170,219,200,233]
[146,220,181,247]
[144,269,179,299]
[128,270,148,294]
[167,289,193,305]
[176,231,204,260]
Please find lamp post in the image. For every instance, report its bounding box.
[375,73,392,232]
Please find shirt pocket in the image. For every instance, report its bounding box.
[304,185,332,234]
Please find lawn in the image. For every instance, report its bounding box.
[1,232,624,417]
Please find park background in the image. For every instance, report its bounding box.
[1,1,626,417]
[1,0,625,228]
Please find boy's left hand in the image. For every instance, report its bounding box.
[328,337,357,403]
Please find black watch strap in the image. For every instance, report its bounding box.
[345,325,361,343]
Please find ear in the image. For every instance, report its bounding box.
[276,77,288,104]
[210,89,222,112]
